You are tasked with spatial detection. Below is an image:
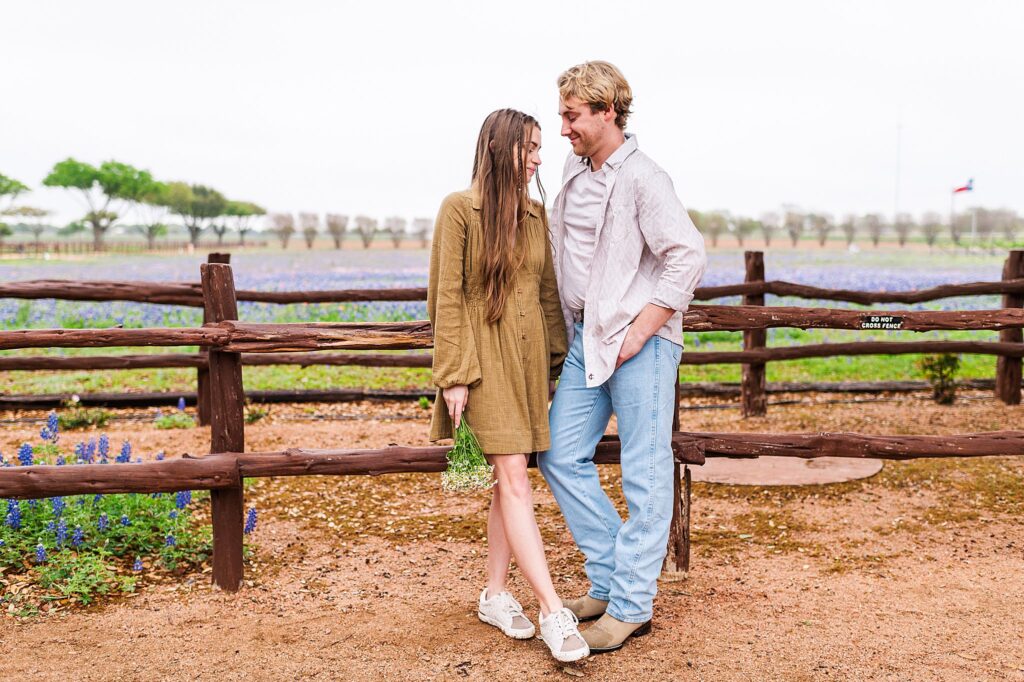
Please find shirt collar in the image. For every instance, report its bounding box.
[585,132,638,172]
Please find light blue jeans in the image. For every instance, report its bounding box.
[539,322,681,623]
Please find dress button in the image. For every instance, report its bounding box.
[588,373,594,380]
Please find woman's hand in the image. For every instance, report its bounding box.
[442,385,469,428]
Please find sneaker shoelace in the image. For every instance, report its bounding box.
[547,608,581,642]
[497,592,525,617]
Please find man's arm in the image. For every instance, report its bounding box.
[617,171,707,368]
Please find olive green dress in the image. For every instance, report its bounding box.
[428,189,568,454]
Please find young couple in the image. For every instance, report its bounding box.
[427,61,707,662]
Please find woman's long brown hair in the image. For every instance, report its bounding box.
[471,109,545,324]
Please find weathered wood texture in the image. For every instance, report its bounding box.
[0,457,240,499]
[0,327,229,350]
[683,340,1024,364]
[996,251,1024,404]
[681,305,1024,332]
[741,251,767,417]
[198,253,231,426]
[201,263,246,592]
[5,278,1024,305]
[213,321,435,352]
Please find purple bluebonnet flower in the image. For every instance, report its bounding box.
[35,544,47,563]
[0,538,4,547]
[55,518,68,547]
[86,438,97,461]
[155,451,166,461]
[165,533,176,547]
[133,557,143,571]
[6,500,21,529]
[98,434,109,458]
[74,441,86,463]
[97,513,109,532]
[71,526,84,547]
[168,510,178,520]
[244,507,257,534]
[51,496,65,517]
[116,441,132,464]
[17,443,33,467]
[55,455,66,466]
[177,397,186,411]
[92,494,102,505]
[28,499,37,509]
[120,515,131,526]
[175,490,192,509]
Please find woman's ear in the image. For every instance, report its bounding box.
[487,139,495,153]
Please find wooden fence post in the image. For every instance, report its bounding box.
[996,250,1024,404]
[198,253,232,425]
[664,371,691,575]
[200,262,245,591]
[741,251,768,417]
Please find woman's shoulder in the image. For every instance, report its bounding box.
[439,189,474,214]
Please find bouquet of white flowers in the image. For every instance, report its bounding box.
[441,419,494,492]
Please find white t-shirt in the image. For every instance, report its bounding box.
[561,166,606,311]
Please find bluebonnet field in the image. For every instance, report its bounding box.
[0,248,1009,329]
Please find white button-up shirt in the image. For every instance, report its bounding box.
[549,133,708,388]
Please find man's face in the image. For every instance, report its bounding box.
[559,95,615,158]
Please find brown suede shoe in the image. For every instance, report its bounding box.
[563,594,608,622]
[581,613,652,654]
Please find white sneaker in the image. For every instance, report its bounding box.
[477,588,536,639]
[539,607,590,662]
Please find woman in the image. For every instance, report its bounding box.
[427,108,588,663]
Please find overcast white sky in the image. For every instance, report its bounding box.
[2,0,1022,227]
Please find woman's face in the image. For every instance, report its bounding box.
[523,125,542,184]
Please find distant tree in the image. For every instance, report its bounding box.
[132,181,171,249]
[5,206,51,250]
[806,213,833,247]
[0,173,30,212]
[354,215,378,249]
[696,210,727,248]
[995,209,1019,244]
[972,207,998,251]
[164,182,228,247]
[299,212,320,249]
[758,211,779,247]
[893,212,915,247]
[326,214,349,249]
[783,209,805,248]
[219,201,265,247]
[42,159,156,250]
[269,213,295,249]
[0,222,11,251]
[734,217,759,248]
[919,212,943,250]
[860,214,885,248]
[839,214,857,247]
[383,216,407,248]
[411,217,433,248]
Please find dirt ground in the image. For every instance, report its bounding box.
[1,392,1022,681]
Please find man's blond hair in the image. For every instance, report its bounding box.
[557,60,633,130]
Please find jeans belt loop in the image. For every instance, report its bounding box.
[572,309,585,324]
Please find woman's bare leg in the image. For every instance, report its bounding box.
[489,453,562,616]
[485,488,512,597]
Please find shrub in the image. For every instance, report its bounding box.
[918,353,960,405]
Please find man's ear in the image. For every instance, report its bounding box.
[603,107,617,125]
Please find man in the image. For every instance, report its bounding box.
[539,60,707,654]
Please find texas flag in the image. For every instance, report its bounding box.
[953,178,974,193]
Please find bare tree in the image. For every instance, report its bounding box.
[806,213,833,247]
[412,217,433,248]
[995,209,1019,244]
[4,206,50,251]
[919,212,943,250]
[860,214,885,248]
[354,215,378,249]
[893,212,915,248]
[269,212,295,249]
[783,209,804,248]
[758,211,779,247]
[299,212,319,249]
[949,212,966,246]
[326,213,348,249]
[840,214,857,247]
[383,216,407,248]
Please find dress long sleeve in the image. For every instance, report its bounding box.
[427,194,483,389]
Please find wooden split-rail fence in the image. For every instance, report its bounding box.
[1,251,1023,418]
[0,256,1023,589]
